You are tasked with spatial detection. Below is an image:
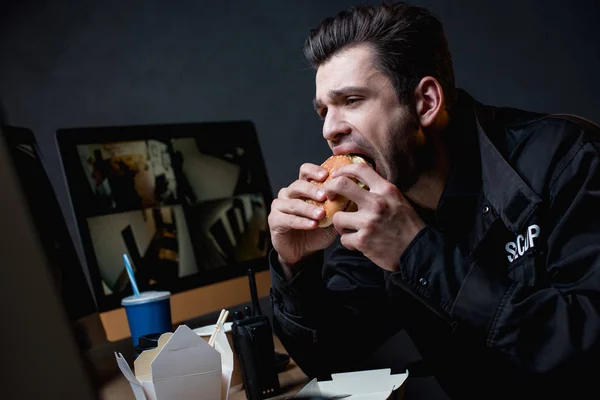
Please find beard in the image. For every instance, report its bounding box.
[386,108,436,192]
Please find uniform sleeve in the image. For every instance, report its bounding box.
[270,244,402,379]
[391,140,600,375]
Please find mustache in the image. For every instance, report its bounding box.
[332,135,375,154]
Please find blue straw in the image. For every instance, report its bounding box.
[123,253,140,297]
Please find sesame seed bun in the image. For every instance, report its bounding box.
[305,154,371,228]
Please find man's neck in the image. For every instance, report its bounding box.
[405,131,452,211]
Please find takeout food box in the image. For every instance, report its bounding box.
[115,324,233,400]
[295,368,409,400]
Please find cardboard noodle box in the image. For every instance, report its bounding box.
[295,368,409,400]
[115,324,233,400]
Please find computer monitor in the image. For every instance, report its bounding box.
[2,125,97,322]
[56,121,273,312]
[0,124,97,399]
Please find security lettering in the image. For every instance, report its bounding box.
[505,224,540,263]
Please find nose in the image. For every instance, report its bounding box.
[322,109,351,143]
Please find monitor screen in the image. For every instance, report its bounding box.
[2,125,97,322]
[56,121,273,312]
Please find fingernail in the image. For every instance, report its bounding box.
[319,170,327,178]
[317,189,325,198]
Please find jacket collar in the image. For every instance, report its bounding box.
[465,92,542,234]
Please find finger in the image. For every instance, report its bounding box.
[324,176,370,208]
[331,210,362,235]
[299,162,328,182]
[269,207,319,231]
[339,231,359,251]
[281,179,327,202]
[273,198,325,221]
[329,162,385,192]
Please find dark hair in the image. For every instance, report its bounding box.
[304,1,456,111]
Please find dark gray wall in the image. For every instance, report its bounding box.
[1,0,599,265]
[1,1,599,398]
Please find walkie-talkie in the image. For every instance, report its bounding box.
[232,268,281,399]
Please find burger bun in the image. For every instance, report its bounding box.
[305,154,371,228]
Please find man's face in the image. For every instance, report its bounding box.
[314,44,430,192]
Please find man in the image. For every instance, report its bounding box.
[268,2,600,399]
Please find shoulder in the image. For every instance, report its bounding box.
[474,98,600,194]
[507,113,600,189]
[477,99,600,152]
[506,112,600,145]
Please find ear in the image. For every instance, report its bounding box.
[414,77,446,129]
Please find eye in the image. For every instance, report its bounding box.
[345,97,362,106]
[318,107,328,120]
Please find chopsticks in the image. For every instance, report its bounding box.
[208,308,229,347]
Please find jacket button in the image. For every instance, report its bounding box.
[482,205,490,214]
[418,277,428,287]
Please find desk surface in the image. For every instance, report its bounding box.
[100,335,309,400]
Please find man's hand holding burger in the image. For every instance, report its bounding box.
[268,154,371,278]
[268,161,340,274]
[326,161,426,272]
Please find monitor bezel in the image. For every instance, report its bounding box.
[0,124,98,400]
[3,124,99,320]
[56,121,274,312]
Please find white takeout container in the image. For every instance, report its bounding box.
[295,368,409,400]
[193,322,233,336]
[115,324,234,400]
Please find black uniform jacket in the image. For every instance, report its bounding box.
[269,90,600,399]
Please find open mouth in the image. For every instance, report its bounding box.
[350,153,376,170]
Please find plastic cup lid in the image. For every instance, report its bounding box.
[121,291,171,306]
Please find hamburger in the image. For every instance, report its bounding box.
[305,154,373,228]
